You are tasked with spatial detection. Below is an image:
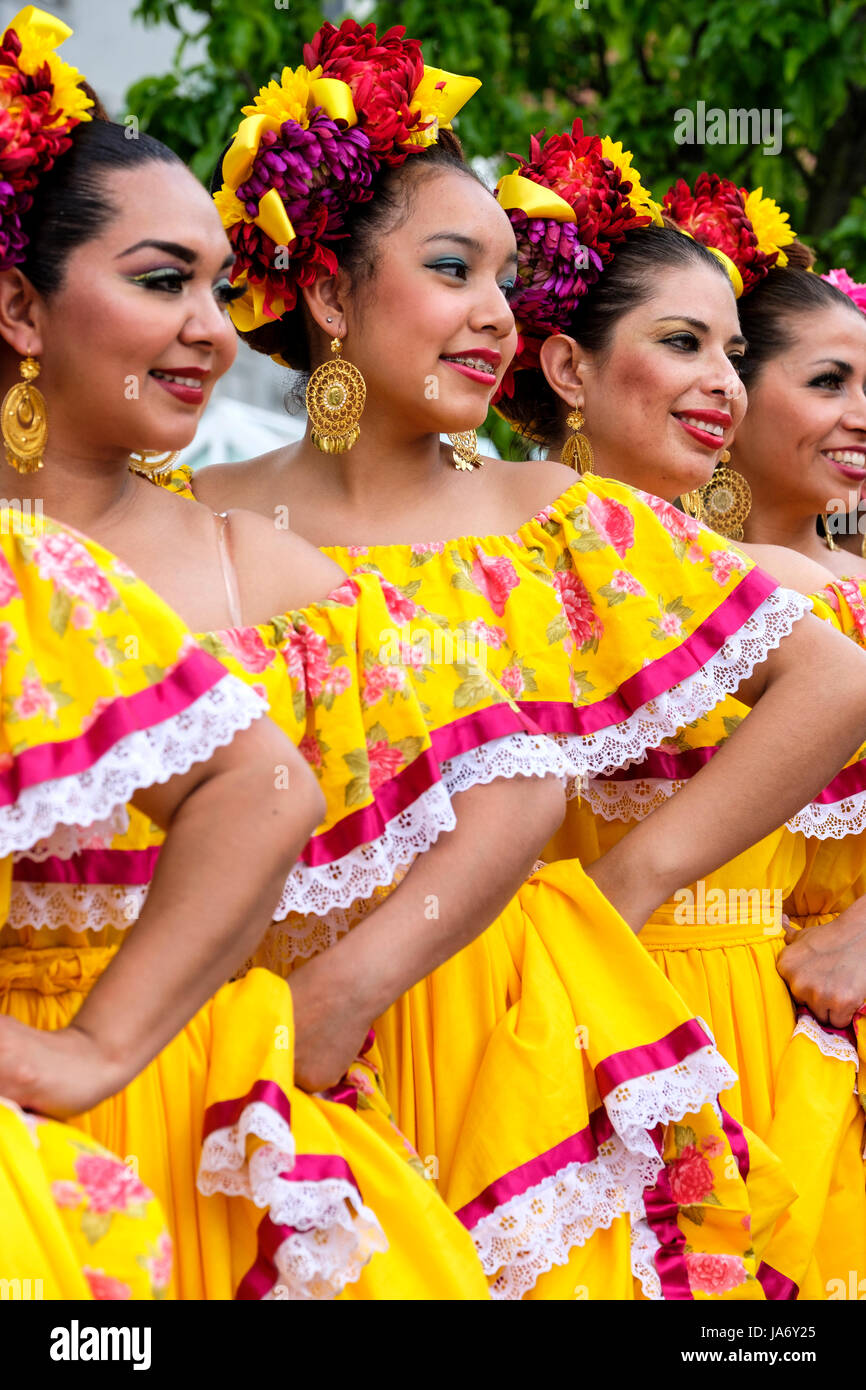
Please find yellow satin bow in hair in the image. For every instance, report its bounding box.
[406,66,481,147]
[495,172,577,224]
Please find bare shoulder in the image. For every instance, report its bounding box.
[193,450,285,513]
[739,542,837,595]
[226,508,346,616]
[477,454,579,517]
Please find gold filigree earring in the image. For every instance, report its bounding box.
[129,449,180,478]
[2,355,47,473]
[679,489,705,523]
[306,337,366,453]
[561,407,594,474]
[821,514,838,551]
[699,449,752,540]
[448,430,482,471]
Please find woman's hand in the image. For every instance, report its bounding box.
[289,957,374,1094]
[0,1016,127,1119]
[777,907,866,1027]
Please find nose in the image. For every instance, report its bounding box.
[178,286,236,353]
[468,272,517,341]
[840,384,866,433]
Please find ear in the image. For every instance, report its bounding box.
[0,270,44,358]
[538,333,591,409]
[298,267,353,341]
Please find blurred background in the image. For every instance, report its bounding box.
[5,0,860,463]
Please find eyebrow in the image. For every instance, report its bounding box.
[655,315,747,348]
[422,231,518,265]
[116,239,197,263]
[809,357,851,373]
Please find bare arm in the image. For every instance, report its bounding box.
[590,615,866,930]
[0,717,326,1116]
[289,774,565,1090]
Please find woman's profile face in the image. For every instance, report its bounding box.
[730,302,866,522]
[31,160,240,460]
[332,166,519,438]
[573,261,746,499]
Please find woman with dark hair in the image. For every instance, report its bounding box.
[187,23,866,1298]
[492,146,866,1298]
[0,8,592,1301]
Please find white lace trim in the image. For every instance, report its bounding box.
[792,1014,859,1068]
[629,1217,663,1301]
[475,1034,734,1299]
[583,769,866,841]
[197,1097,387,1300]
[0,675,266,860]
[553,587,809,780]
[14,807,131,862]
[5,881,146,934]
[275,734,567,920]
[481,1135,661,1301]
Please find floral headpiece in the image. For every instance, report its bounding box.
[214,19,480,340]
[821,267,866,314]
[662,173,796,297]
[491,119,662,416]
[0,6,93,272]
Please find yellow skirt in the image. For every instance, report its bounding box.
[0,1097,171,1300]
[0,944,489,1301]
[374,860,778,1300]
[641,907,866,1299]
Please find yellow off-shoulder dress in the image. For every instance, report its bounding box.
[562,580,866,1300]
[2,522,520,1300]
[156,468,807,1300]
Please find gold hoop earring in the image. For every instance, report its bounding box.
[560,408,594,474]
[820,514,838,551]
[699,451,752,540]
[448,430,482,471]
[306,337,366,454]
[2,355,47,474]
[128,449,180,478]
[679,490,705,523]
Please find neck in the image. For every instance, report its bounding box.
[2,444,140,539]
[741,470,831,563]
[289,406,453,508]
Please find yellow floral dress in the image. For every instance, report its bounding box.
[2,519,530,1300]
[0,511,260,1300]
[564,579,866,1300]
[156,467,802,1301]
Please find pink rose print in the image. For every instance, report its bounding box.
[148,1232,173,1292]
[685,1252,748,1296]
[533,504,557,525]
[345,1064,378,1098]
[71,604,93,630]
[708,548,747,587]
[52,1180,83,1209]
[379,579,418,624]
[346,545,369,558]
[324,664,352,697]
[367,739,404,792]
[669,1144,714,1206]
[500,662,524,698]
[469,551,520,616]
[284,625,331,702]
[83,1268,132,1301]
[0,620,15,665]
[220,627,276,674]
[554,571,604,647]
[0,553,20,606]
[700,1134,726,1159]
[363,663,403,706]
[328,577,361,606]
[298,733,323,768]
[14,677,54,721]
[251,682,268,701]
[74,1153,153,1213]
[410,540,446,555]
[586,492,635,558]
[33,533,117,609]
[837,579,866,642]
[397,641,425,671]
[658,610,683,638]
[610,570,645,597]
[92,640,113,669]
[638,491,702,543]
[467,618,508,649]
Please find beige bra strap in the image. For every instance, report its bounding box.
[213,510,244,628]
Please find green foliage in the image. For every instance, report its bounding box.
[129,0,866,269]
